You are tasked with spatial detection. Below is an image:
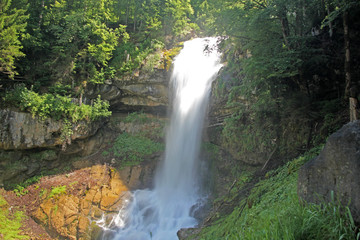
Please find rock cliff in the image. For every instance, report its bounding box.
[0,109,103,150]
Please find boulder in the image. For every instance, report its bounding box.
[298,121,360,222]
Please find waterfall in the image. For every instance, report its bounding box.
[104,37,222,240]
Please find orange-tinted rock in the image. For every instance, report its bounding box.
[32,165,130,240]
[78,215,90,233]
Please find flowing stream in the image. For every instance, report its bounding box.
[102,37,222,240]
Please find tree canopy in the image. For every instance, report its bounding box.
[0,0,28,79]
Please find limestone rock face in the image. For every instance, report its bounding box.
[298,121,360,222]
[0,109,62,149]
[0,109,102,150]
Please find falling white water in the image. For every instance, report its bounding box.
[105,37,222,240]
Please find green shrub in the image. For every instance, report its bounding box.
[13,186,28,197]
[90,95,112,120]
[3,85,111,122]
[110,39,165,75]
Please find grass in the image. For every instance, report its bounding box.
[196,146,359,240]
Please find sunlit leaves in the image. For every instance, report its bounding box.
[0,0,28,79]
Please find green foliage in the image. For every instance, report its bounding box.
[160,45,183,71]
[322,0,360,29]
[0,194,29,240]
[197,147,359,240]
[163,0,196,37]
[12,175,42,196]
[48,83,72,95]
[311,99,346,146]
[0,0,28,79]
[11,0,198,88]
[13,186,29,197]
[203,0,350,161]
[19,0,127,86]
[60,119,73,148]
[105,132,164,167]
[39,189,47,199]
[110,39,165,75]
[201,142,220,157]
[90,95,112,120]
[3,85,111,122]
[48,185,67,199]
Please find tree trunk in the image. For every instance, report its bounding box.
[280,15,290,47]
[39,0,44,27]
[278,4,290,48]
[343,10,357,121]
[125,0,130,26]
[326,1,333,37]
[343,10,351,98]
[133,7,136,32]
[349,97,358,122]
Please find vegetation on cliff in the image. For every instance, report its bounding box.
[103,111,165,167]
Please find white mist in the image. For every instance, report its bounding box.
[109,37,222,240]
